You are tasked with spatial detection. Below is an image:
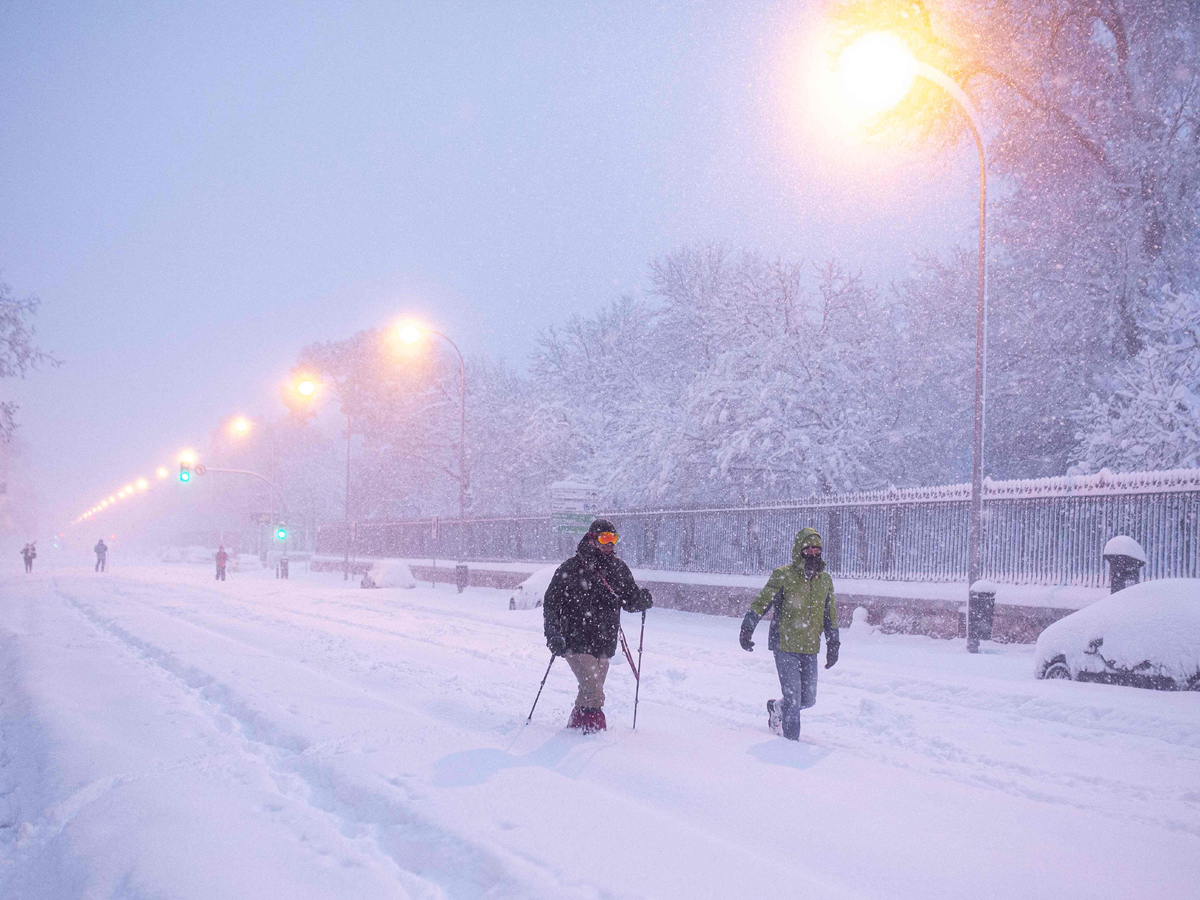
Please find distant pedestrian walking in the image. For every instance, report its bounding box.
[542,519,653,734]
[94,539,108,573]
[739,527,839,741]
[21,543,36,573]
[215,545,228,581]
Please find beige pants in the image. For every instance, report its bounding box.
[565,653,610,708]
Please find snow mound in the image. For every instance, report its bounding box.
[234,554,262,571]
[158,547,183,563]
[1034,578,1200,686]
[364,560,416,589]
[509,564,558,610]
[1102,535,1146,562]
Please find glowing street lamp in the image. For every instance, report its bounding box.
[137,478,149,491]
[834,30,989,632]
[156,466,169,479]
[295,379,317,398]
[230,416,251,437]
[396,322,422,346]
[834,32,917,120]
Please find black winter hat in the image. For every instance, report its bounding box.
[587,518,617,535]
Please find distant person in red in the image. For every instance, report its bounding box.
[94,539,108,573]
[215,545,228,581]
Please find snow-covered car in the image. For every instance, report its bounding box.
[508,565,558,610]
[233,553,262,571]
[361,560,416,589]
[1034,578,1200,691]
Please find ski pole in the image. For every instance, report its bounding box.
[618,626,640,680]
[527,654,557,722]
[632,609,646,730]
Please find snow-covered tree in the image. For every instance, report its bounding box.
[829,0,1200,474]
[651,253,902,500]
[1074,290,1200,470]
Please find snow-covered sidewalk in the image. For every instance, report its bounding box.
[2,565,1197,899]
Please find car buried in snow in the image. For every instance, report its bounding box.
[1034,578,1200,691]
[508,564,557,610]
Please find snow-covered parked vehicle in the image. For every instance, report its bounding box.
[1034,578,1200,690]
[508,565,558,610]
[361,560,416,589]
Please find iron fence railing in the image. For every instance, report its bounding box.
[317,469,1200,587]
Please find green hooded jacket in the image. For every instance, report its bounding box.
[747,527,839,654]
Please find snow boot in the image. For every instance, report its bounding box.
[580,707,606,735]
[567,707,585,730]
[767,699,783,736]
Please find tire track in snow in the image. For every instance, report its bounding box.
[55,582,630,900]
[74,575,1200,846]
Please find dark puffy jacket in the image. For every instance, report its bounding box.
[543,536,649,658]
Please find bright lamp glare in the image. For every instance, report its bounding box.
[231,416,251,435]
[835,32,918,120]
[137,478,149,490]
[179,449,196,465]
[157,467,169,479]
[396,323,422,345]
[296,380,316,397]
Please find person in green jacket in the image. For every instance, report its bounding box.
[739,527,839,740]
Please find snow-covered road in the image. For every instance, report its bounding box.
[2,565,1197,899]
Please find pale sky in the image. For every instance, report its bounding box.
[1,1,975,532]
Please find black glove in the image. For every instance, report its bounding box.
[628,588,653,612]
[547,634,567,656]
[739,612,759,652]
[825,640,839,670]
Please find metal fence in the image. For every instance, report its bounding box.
[318,469,1200,587]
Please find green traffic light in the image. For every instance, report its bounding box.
[180,471,190,482]
[276,528,288,540]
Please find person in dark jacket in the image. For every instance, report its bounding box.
[543,518,654,734]
[739,527,839,740]
[94,539,108,573]
[215,545,229,581]
[21,543,36,573]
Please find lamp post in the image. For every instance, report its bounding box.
[835,31,988,598]
[294,377,355,581]
[226,415,283,559]
[397,323,469,561]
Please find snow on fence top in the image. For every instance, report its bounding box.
[608,467,1200,515]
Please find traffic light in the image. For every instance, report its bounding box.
[275,526,288,541]
[179,461,191,482]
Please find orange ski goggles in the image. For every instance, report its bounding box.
[596,531,619,545]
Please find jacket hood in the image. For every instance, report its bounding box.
[792,528,822,568]
[577,519,618,562]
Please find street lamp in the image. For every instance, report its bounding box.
[396,321,469,560]
[293,376,355,580]
[835,31,989,606]
[221,414,283,558]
